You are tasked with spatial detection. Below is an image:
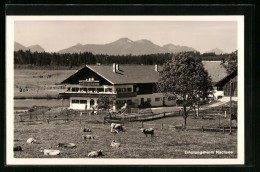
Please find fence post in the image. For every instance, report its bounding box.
[48,113,50,124]
[163,112,166,117]
[29,112,32,120]
[223,127,225,133]
[121,119,124,126]
[229,126,232,135]
[202,126,204,132]
[19,115,23,122]
[161,123,163,130]
[225,111,227,118]
[80,112,82,125]
[219,115,221,127]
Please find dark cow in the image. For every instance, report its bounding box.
[140,128,154,137]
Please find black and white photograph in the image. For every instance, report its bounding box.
[6,15,244,165]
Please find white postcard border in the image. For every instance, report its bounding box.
[6,15,244,165]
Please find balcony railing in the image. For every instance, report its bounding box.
[116,92,137,98]
[59,92,117,98]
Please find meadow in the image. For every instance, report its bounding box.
[14,113,237,159]
[14,69,76,98]
[13,69,237,159]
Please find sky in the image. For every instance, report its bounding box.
[14,21,237,53]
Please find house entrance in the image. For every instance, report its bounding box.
[90,99,95,107]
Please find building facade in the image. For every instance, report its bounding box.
[59,64,176,110]
[59,62,231,110]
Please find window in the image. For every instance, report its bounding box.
[97,88,103,92]
[147,98,151,103]
[152,86,155,92]
[217,86,223,91]
[168,97,175,101]
[72,88,79,92]
[72,99,79,104]
[122,88,126,92]
[136,87,139,92]
[127,87,132,92]
[80,100,87,104]
[116,88,121,93]
[155,97,160,102]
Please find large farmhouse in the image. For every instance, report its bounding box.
[59,61,235,110]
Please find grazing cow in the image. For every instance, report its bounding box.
[83,128,92,132]
[111,129,119,133]
[88,150,103,157]
[13,146,22,151]
[82,135,94,140]
[40,148,60,156]
[140,128,154,137]
[57,143,76,148]
[110,123,123,133]
[110,140,121,148]
[27,137,37,144]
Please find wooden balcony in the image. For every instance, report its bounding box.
[59,92,116,98]
[116,92,137,98]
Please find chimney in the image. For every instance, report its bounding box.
[116,64,119,71]
[155,64,158,72]
[113,63,116,72]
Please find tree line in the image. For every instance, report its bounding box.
[14,50,231,69]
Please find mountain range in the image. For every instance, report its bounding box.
[14,38,226,55]
[58,38,198,55]
[14,42,45,52]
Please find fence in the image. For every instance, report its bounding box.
[15,106,237,133]
[103,111,181,124]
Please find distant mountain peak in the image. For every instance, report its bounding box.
[206,48,224,55]
[117,37,132,42]
[14,42,45,52]
[76,43,83,46]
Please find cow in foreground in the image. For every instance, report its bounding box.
[27,137,37,144]
[140,128,154,137]
[13,146,22,151]
[57,143,76,148]
[82,135,95,140]
[88,150,103,157]
[40,147,60,156]
[110,123,123,133]
[110,140,121,148]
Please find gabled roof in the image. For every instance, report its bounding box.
[215,70,237,86]
[86,65,161,84]
[61,61,228,85]
[86,61,227,85]
[202,61,228,83]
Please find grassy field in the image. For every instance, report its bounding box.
[14,70,76,98]
[14,113,237,159]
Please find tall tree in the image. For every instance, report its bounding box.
[221,50,237,74]
[97,95,116,118]
[157,52,212,129]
